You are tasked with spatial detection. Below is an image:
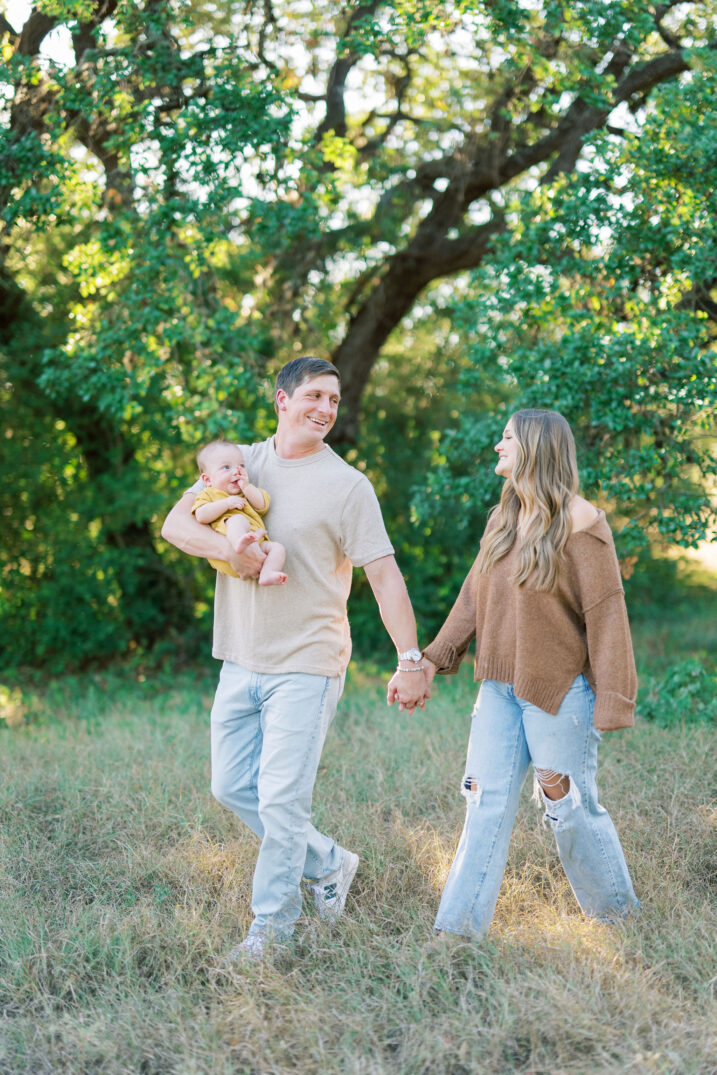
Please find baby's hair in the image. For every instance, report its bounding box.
[196,440,243,472]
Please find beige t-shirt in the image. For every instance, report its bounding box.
[192,438,394,676]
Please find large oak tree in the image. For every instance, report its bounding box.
[1,0,715,664]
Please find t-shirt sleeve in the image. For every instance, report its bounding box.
[339,475,394,567]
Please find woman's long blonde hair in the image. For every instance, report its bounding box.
[477,409,579,592]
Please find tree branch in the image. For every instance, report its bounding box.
[315,2,383,142]
[0,14,17,38]
[329,35,716,443]
[17,10,56,56]
[677,277,717,323]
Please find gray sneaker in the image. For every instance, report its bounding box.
[308,850,359,921]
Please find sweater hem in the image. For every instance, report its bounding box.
[475,660,568,715]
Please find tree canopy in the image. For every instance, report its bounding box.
[1,0,715,667]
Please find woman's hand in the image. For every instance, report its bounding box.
[386,667,431,715]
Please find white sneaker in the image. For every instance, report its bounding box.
[308,850,359,921]
[225,933,268,964]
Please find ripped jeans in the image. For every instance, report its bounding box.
[435,676,639,938]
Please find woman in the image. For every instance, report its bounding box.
[423,409,639,938]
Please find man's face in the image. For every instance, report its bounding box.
[202,446,247,493]
[276,374,341,446]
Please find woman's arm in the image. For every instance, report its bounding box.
[573,525,638,730]
[422,558,481,674]
[584,590,638,730]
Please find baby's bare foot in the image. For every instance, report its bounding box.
[258,570,287,587]
[232,531,259,553]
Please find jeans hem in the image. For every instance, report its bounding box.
[434,922,486,940]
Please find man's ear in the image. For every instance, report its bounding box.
[276,388,288,411]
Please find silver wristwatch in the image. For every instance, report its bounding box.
[398,648,423,663]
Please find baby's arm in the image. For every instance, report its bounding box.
[194,495,246,524]
[239,482,269,513]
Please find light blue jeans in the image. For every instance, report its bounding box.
[210,661,345,937]
[435,676,639,937]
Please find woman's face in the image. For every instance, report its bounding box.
[494,421,520,478]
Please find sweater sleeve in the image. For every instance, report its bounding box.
[584,590,638,730]
[574,531,637,731]
[423,557,480,675]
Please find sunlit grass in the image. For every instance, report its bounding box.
[1,594,716,1073]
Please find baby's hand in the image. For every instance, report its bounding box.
[226,495,246,509]
[236,465,249,484]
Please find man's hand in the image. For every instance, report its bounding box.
[226,531,266,579]
[387,668,431,715]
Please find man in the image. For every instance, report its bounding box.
[162,357,428,960]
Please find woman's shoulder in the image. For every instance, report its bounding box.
[566,500,618,573]
[570,496,601,534]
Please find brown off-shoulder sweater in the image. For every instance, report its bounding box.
[423,510,637,731]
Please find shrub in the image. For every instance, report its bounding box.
[638,658,717,727]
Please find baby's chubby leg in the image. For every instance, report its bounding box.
[258,541,287,587]
[225,514,263,550]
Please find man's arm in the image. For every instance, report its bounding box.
[362,555,430,714]
[161,492,265,578]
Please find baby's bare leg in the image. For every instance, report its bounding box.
[258,541,287,586]
[225,514,258,550]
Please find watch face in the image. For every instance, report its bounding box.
[400,649,423,662]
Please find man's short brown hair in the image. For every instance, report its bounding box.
[274,357,341,404]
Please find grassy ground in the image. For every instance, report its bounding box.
[1,573,715,1074]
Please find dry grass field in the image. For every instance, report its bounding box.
[1,569,715,1074]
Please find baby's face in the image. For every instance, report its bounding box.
[204,447,247,493]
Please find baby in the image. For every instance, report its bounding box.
[191,440,287,586]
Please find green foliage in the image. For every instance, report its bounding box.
[638,659,717,727]
[348,310,514,652]
[419,62,717,557]
[2,0,717,668]
[1,0,295,667]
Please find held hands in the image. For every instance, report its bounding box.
[387,659,436,716]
